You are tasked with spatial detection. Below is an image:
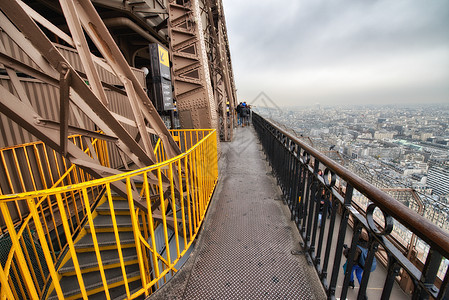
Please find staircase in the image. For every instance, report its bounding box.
[46,193,146,300]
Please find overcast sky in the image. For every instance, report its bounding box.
[222,0,449,107]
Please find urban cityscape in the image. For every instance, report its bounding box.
[255,103,449,230]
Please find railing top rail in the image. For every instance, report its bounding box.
[255,113,449,257]
[0,129,217,202]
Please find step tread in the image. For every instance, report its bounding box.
[48,264,141,300]
[59,247,138,274]
[97,200,131,212]
[87,280,144,300]
[76,231,136,249]
[86,214,135,228]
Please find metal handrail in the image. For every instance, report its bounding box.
[262,116,449,256]
[0,129,218,299]
[252,112,449,299]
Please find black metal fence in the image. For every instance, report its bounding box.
[252,113,449,300]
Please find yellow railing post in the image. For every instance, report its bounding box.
[0,203,39,299]
[54,194,88,300]
[106,183,131,298]
[0,261,15,299]
[143,172,161,281]
[126,177,148,297]
[0,129,218,299]
[168,163,180,258]
[81,188,111,300]
[177,159,188,249]
[27,197,65,300]
[157,169,172,267]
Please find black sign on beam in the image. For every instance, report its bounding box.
[149,43,174,111]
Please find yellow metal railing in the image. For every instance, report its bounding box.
[0,129,218,299]
[0,134,109,234]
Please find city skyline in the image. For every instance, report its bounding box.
[223,0,449,106]
[257,104,449,231]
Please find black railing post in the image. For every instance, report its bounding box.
[315,188,331,273]
[321,193,338,286]
[252,113,449,300]
[438,269,449,300]
[381,254,401,299]
[417,249,443,299]
[340,221,362,300]
[358,240,378,300]
[329,184,353,299]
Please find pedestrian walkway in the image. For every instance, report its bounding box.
[150,126,411,300]
[151,126,325,299]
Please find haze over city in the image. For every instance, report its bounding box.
[223,0,449,106]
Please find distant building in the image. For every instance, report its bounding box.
[427,165,449,196]
[374,130,396,140]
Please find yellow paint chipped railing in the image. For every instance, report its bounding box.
[0,129,218,299]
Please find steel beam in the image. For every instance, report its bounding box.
[0,85,145,209]
[0,0,183,209]
[168,0,218,131]
[202,0,236,141]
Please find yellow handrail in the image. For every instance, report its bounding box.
[0,129,218,299]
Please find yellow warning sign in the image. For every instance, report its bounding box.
[158,45,169,67]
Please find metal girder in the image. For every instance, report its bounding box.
[74,0,181,158]
[1,0,181,159]
[168,0,237,142]
[168,0,218,130]
[201,0,236,141]
[91,0,169,44]
[0,85,144,208]
[0,0,183,209]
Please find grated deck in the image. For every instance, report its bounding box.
[150,126,325,299]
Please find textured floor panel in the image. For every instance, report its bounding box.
[150,126,322,299]
[181,127,315,299]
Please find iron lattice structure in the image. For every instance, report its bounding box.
[0,1,233,298]
[0,0,237,204]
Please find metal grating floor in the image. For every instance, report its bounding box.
[150,126,324,299]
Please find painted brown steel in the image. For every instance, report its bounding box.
[203,0,237,140]
[75,0,181,158]
[0,84,143,206]
[0,1,161,209]
[168,0,217,131]
[261,114,449,257]
[0,0,178,165]
[103,17,161,44]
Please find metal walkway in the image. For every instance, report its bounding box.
[151,126,325,299]
[149,125,416,300]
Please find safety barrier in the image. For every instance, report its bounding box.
[253,113,449,300]
[0,135,109,234]
[0,129,218,299]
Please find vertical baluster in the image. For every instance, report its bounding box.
[358,239,378,300]
[106,184,130,298]
[168,163,180,258]
[381,254,401,299]
[184,156,193,241]
[328,184,353,298]
[27,197,65,299]
[437,264,449,300]
[416,249,443,299]
[0,262,15,299]
[340,223,363,300]
[315,189,331,271]
[143,173,160,290]
[321,192,339,285]
[0,202,39,299]
[126,178,148,297]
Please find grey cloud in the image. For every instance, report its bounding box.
[223,0,449,105]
